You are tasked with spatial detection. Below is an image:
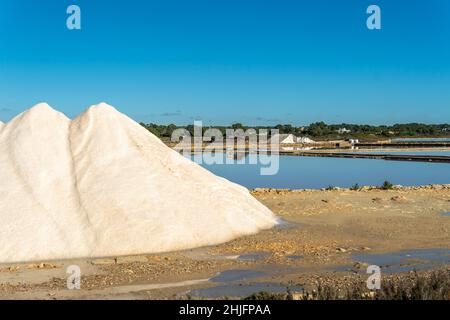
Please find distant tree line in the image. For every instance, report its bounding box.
[303,122,450,138]
[140,121,450,139]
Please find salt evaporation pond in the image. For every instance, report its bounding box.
[392,138,450,143]
[191,153,450,189]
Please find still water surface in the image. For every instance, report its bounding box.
[191,154,450,189]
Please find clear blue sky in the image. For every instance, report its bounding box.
[0,0,449,125]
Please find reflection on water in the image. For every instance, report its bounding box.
[192,267,301,298]
[192,154,450,189]
[281,147,314,151]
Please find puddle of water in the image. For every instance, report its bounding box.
[107,278,210,294]
[352,248,450,274]
[189,282,303,299]
[275,218,299,230]
[210,269,266,283]
[180,247,239,261]
[331,264,355,273]
[287,255,302,260]
[441,212,450,217]
[238,252,269,261]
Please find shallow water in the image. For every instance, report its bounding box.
[192,154,450,189]
[179,247,239,261]
[442,212,450,217]
[238,252,269,261]
[189,282,302,298]
[352,248,450,274]
[210,269,266,283]
[274,218,300,230]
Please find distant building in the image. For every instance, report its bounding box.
[347,138,359,145]
[329,140,351,148]
[297,136,316,144]
[337,128,351,134]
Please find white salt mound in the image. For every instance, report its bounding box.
[0,103,277,263]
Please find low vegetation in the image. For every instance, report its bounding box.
[243,291,287,300]
[243,270,450,300]
[140,121,450,140]
[379,180,394,190]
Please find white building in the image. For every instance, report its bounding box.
[337,128,351,134]
[297,136,316,144]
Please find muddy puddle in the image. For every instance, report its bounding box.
[188,268,301,298]
[350,248,450,273]
[210,269,266,283]
[238,252,269,261]
[274,218,300,230]
[287,255,302,260]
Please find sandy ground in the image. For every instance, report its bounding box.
[0,185,449,300]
